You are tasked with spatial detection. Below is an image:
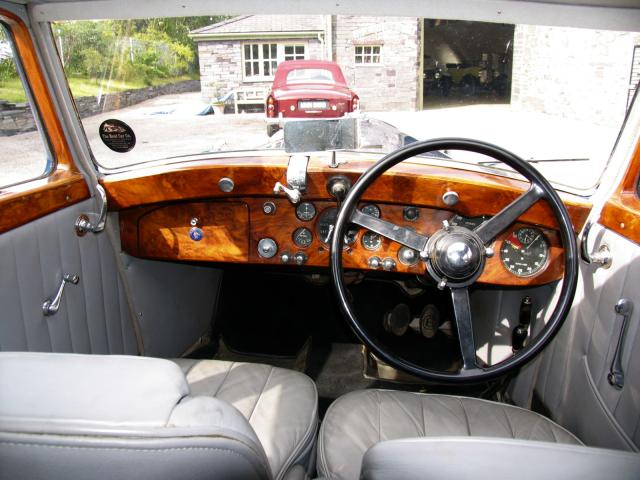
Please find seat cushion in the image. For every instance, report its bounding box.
[174,359,318,480]
[318,389,582,480]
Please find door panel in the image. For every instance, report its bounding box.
[531,225,640,450]
[513,136,640,451]
[0,198,138,354]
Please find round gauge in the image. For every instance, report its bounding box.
[361,204,381,218]
[362,231,382,251]
[500,227,549,277]
[316,208,358,246]
[293,227,313,248]
[296,202,316,221]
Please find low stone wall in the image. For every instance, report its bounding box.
[0,79,200,137]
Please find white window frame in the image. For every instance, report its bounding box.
[354,45,382,65]
[242,42,307,81]
[283,44,306,61]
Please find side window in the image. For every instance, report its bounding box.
[0,24,50,188]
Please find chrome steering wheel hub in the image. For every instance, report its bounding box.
[425,226,486,288]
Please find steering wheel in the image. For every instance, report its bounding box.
[330,138,578,383]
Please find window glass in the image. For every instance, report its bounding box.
[286,68,334,83]
[244,42,277,79]
[355,45,381,64]
[0,25,50,188]
[284,44,305,60]
[53,15,639,192]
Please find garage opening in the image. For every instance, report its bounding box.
[422,19,514,109]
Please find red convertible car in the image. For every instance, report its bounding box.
[266,60,359,136]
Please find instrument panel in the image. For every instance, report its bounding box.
[120,197,564,286]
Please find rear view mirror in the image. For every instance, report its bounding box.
[283,118,357,153]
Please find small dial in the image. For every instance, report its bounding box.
[361,204,381,218]
[317,207,358,246]
[293,227,313,248]
[362,231,382,251]
[500,227,549,277]
[296,202,316,221]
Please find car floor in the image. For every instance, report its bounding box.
[192,266,499,416]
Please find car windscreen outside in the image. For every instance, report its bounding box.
[51,15,640,192]
[286,68,335,84]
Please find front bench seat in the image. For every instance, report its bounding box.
[318,389,582,480]
[0,352,317,480]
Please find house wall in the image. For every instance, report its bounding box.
[511,25,640,127]
[333,16,420,111]
[197,38,323,103]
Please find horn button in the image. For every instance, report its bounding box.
[425,227,486,287]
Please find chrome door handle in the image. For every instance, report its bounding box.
[608,298,633,389]
[580,220,612,269]
[75,185,107,236]
[42,274,79,316]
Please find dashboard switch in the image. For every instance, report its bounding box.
[294,252,308,265]
[280,252,291,264]
[368,256,382,269]
[382,257,397,271]
[257,238,278,258]
[263,201,276,215]
[403,206,419,222]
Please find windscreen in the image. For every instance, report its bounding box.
[49,15,640,191]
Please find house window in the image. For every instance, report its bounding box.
[355,45,381,64]
[243,43,277,79]
[284,45,305,61]
[243,43,307,80]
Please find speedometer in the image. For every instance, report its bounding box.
[500,227,549,277]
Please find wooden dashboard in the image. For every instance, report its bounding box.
[105,153,591,287]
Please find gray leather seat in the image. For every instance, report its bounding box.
[318,389,582,480]
[174,358,318,479]
[0,352,317,480]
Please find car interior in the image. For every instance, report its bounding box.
[1,1,640,479]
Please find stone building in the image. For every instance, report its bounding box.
[190,15,420,111]
[191,15,639,122]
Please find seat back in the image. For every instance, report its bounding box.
[0,352,272,480]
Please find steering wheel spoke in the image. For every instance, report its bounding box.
[474,184,545,244]
[350,209,429,251]
[450,287,477,370]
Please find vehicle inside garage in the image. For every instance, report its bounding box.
[423,19,515,108]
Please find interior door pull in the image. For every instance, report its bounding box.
[608,298,633,389]
[580,220,612,269]
[42,274,80,316]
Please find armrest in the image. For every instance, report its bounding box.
[361,437,640,480]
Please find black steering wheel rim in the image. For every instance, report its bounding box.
[330,138,579,383]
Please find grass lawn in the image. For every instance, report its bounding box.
[0,74,197,104]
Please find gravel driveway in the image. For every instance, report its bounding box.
[1,91,620,191]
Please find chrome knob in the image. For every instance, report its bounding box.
[368,256,382,269]
[442,191,459,206]
[280,252,290,264]
[382,257,397,271]
[294,252,308,265]
[263,201,276,215]
[257,238,278,258]
[398,246,419,266]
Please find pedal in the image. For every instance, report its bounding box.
[383,303,412,336]
[419,304,441,339]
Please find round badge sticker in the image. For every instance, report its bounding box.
[99,119,136,153]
